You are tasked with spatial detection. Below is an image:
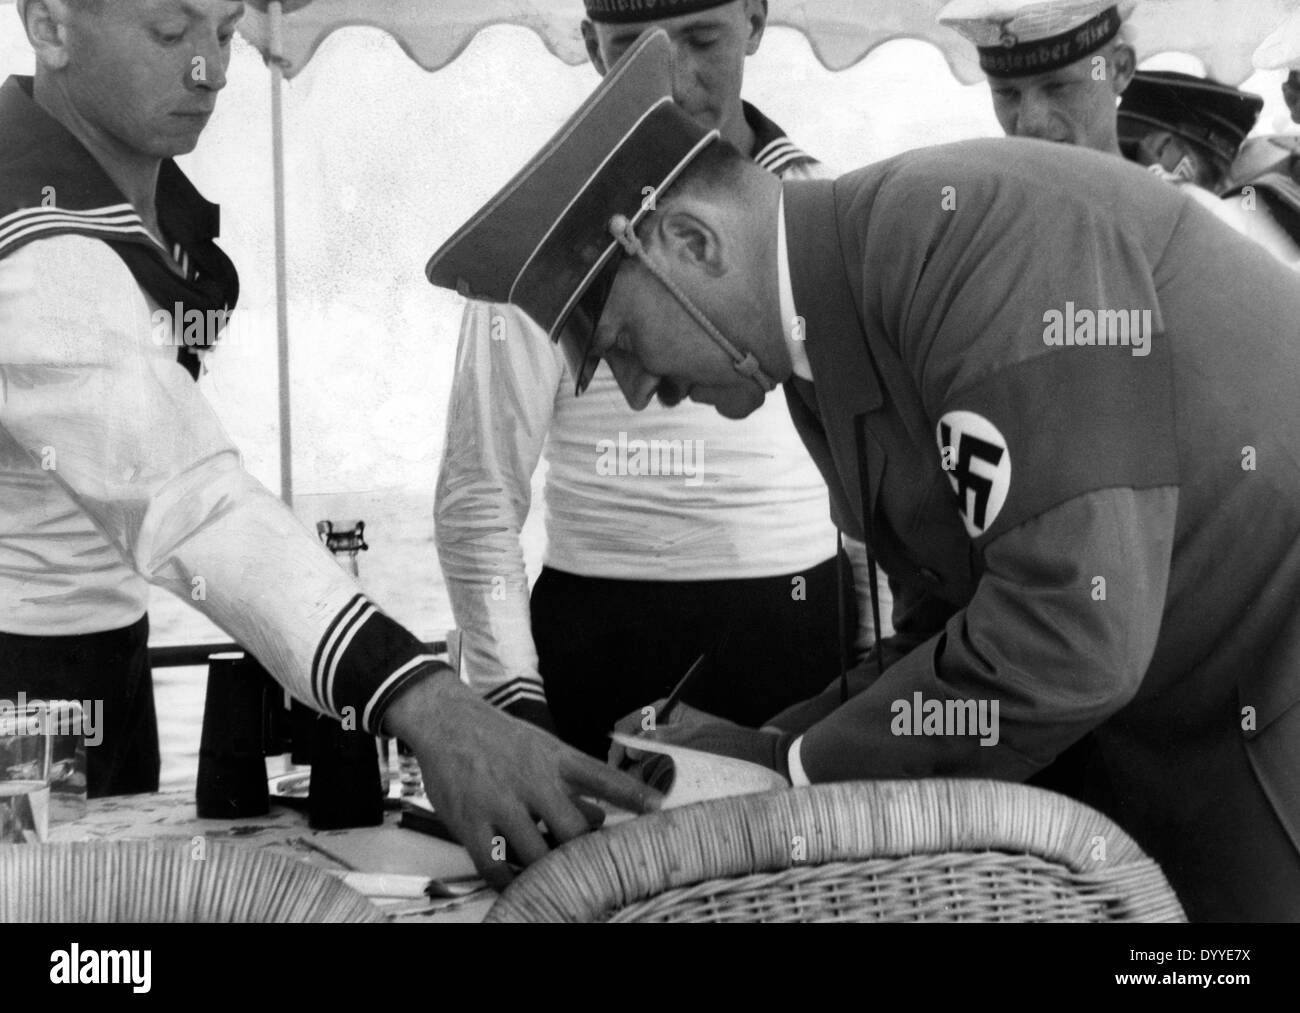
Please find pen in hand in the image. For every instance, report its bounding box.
[616,653,709,776]
[657,652,709,725]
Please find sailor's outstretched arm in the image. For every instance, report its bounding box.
[0,238,659,883]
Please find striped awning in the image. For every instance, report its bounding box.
[234,0,1300,84]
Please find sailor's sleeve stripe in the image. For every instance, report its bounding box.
[360,654,444,734]
[483,678,548,710]
[318,595,375,709]
[312,593,369,710]
[311,594,451,733]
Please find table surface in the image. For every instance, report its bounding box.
[48,789,494,923]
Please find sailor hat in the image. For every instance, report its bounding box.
[584,0,738,24]
[1254,7,1300,72]
[938,0,1138,78]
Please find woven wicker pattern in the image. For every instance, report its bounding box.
[0,840,383,922]
[486,780,1186,923]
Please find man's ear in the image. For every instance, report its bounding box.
[743,0,768,57]
[1109,42,1136,96]
[655,206,727,279]
[581,20,609,77]
[22,0,72,72]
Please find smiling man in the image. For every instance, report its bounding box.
[938,0,1137,152]
[428,29,1300,920]
[0,0,658,884]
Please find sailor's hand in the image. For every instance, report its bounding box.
[382,666,662,890]
[501,696,559,736]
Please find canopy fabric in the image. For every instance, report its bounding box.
[237,0,1300,85]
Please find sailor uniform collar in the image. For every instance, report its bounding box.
[0,75,238,380]
[744,101,818,176]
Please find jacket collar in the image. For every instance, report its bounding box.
[781,177,884,419]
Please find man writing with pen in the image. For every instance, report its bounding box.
[426,29,1300,921]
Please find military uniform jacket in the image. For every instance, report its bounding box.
[776,137,1300,921]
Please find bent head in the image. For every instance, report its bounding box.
[581,0,766,145]
[20,0,244,159]
[586,144,785,420]
[1131,131,1228,190]
[990,39,1135,151]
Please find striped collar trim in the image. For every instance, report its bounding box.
[745,101,817,176]
[755,138,815,176]
[0,203,161,258]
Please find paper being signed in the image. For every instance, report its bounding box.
[609,732,789,810]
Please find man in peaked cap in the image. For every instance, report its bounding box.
[1,0,659,887]
[1118,70,1262,194]
[1119,71,1300,262]
[428,28,1300,921]
[434,0,888,764]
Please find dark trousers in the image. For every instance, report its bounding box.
[531,555,854,759]
[0,614,159,798]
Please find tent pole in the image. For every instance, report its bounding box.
[269,0,293,507]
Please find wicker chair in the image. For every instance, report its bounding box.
[485,779,1186,922]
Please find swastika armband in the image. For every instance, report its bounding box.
[938,411,1011,538]
[934,338,1179,544]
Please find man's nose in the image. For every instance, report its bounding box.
[606,353,658,411]
[187,35,229,92]
[669,48,700,107]
[1012,95,1057,140]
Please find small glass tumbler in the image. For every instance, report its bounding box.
[0,702,52,843]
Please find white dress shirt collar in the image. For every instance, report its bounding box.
[777,189,814,382]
